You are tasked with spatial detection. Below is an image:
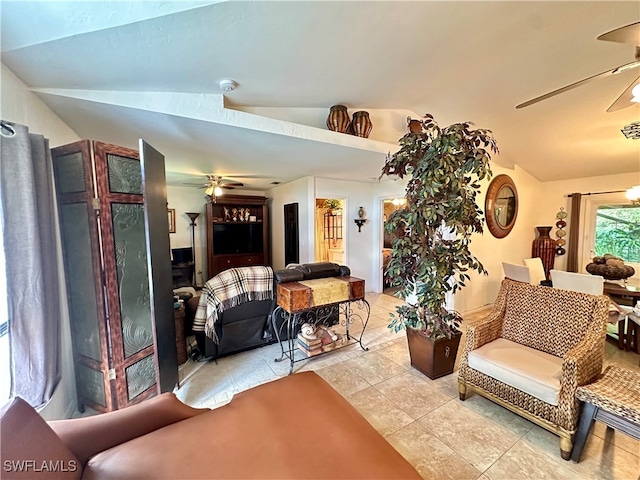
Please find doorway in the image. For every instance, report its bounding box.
[315,198,345,265]
[284,203,299,265]
[380,197,406,297]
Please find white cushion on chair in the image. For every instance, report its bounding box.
[467,338,563,406]
[502,262,531,283]
[550,270,604,295]
[523,258,547,285]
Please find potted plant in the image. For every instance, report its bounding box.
[323,198,342,215]
[380,114,497,379]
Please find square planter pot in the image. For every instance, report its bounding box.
[406,328,462,379]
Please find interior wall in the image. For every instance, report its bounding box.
[315,178,386,291]
[235,107,417,144]
[1,64,79,146]
[165,186,208,286]
[269,177,314,269]
[454,164,543,314]
[1,63,80,420]
[372,163,545,313]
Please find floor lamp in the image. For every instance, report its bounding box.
[185,212,201,286]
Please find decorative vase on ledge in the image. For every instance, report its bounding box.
[351,111,373,138]
[326,105,351,134]
[532,226,556,280]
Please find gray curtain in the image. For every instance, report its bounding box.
[0,121,60,407]
[566,193,582,273]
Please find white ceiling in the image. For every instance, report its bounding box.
[2,1,639,191]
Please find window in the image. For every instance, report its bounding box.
[581,192,640,281]
[594,205,640,262]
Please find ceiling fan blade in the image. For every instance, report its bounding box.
[516,61,640,109]
[607,75,640,112]
[182,182,207,188]
[597,21,640,45]
[223,182,244,188]
[215,174,276,179]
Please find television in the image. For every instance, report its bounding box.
[213,224,263,255]
[171,247,193,265]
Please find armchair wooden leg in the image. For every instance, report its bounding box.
[559,434,573,461]
[458,378,467,401]
[570,402,596,462]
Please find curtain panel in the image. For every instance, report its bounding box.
[567,193,582,273]
[0,121,61,407]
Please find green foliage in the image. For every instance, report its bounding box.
[323,198,342,211]
[380,114,497,340]
[594,206,640,263]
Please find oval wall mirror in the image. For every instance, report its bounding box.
[485,174,518,238]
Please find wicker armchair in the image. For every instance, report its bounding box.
[458,278,609,460]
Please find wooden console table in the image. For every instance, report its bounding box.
[272,276,370,374]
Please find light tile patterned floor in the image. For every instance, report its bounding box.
[175,293,640,480]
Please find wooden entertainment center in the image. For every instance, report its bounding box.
[205,195,270,278]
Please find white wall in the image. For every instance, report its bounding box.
[316,178,381,289]
[269,177,314,269]
[457,169,639,314]
[1,64,79,147]
[235,107,417,144]
[313,166,543,312]
[165,186,209,286]
[1,63,80,420]
[456,164,543,314]
[369,162,545,315]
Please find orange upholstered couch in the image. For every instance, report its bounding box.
[1,372,420,479]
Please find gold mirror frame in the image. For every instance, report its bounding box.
[485,174,518,238]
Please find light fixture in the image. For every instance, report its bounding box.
[621,121,640,139]
[204,176,225,203]
[626,185,640,205]
[218,79,237,92]
[391,198,406,206]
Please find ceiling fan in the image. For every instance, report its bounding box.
[183,175,245,202]
[516,21,640,112]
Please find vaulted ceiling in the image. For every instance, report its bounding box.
[2,1,639,191]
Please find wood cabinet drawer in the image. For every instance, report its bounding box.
[213,254,264,274]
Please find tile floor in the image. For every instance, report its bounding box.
[175,293,640,480]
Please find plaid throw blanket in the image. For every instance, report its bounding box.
[192,266,274,342]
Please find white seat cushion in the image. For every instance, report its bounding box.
[467,338,563,406]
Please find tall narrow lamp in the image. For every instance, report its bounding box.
[185,212,201,285]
